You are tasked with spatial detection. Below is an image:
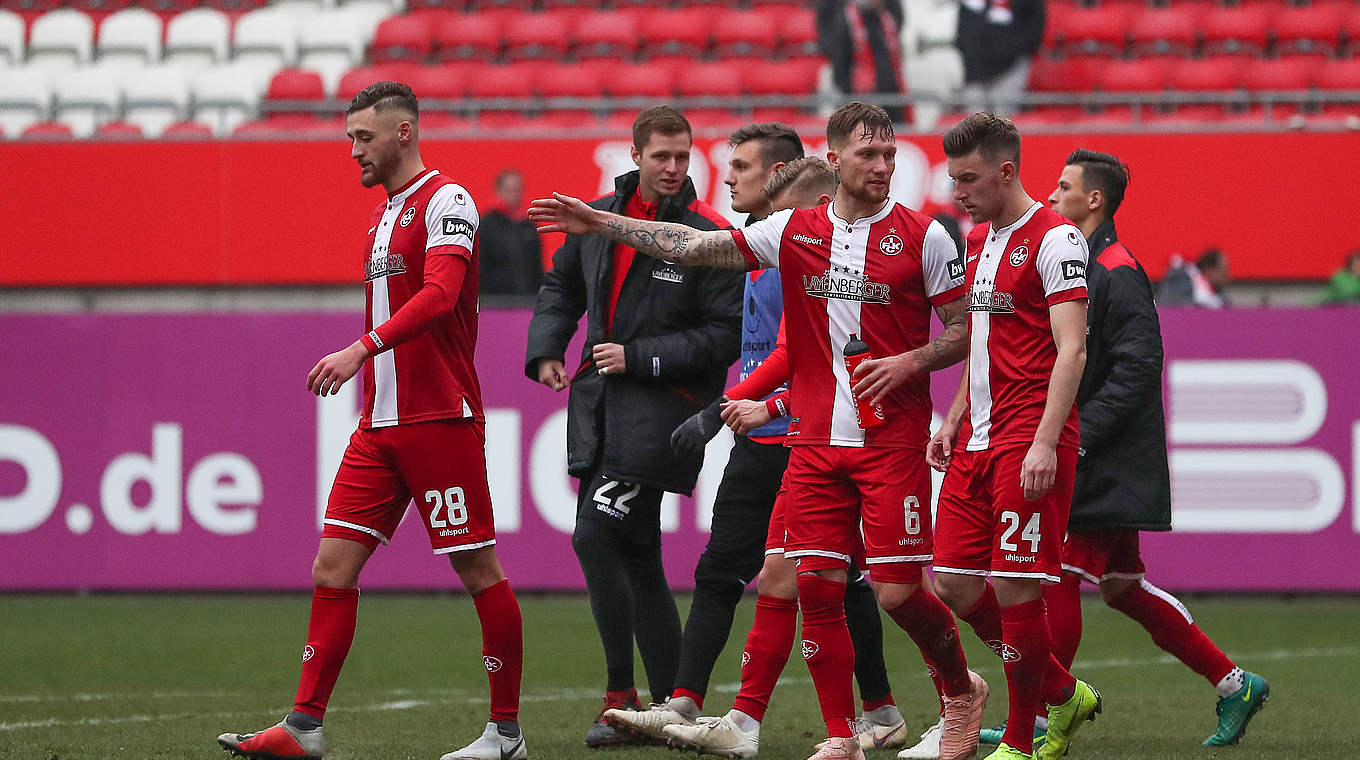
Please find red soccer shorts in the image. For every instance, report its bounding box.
[765,484,789,555]
[1061,529,1147,584]
[933,444,1077,582]
[782,445,931,584]
[322,419,496,555]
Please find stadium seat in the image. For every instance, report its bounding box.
[266,67,326,106]
[638,7,715,61]
[464,60,541,99]
[1028,56,1097,93]
[96,7,162,67]
[571,10,638,61]
[1242,56,1322,91]
[122,65,190,136]
[606,60,678,99]
[298,11,368,94]
[711,9,779,59]
[503,9,576,61]
[52,65,121,137]
[537,109,601,129]
[417,110,472,132]
[778,7,817,59]
[161,119,216,138]
[1345,5,1360,55]
[1128,5,1206,58]
[233,6,301,72]
[471,0,534,11]
[370,14,435,63]
[1201,3,1277,57]
[683,108,744,130]
[20,119,74,139]
[164,8,231,69]
[0,66,53,136]
[94,119,143,137]
[405,61,470,100]
[68,0,130,17]
[192,63,262,135]
[339,63,407,100]
[404,0,466,12]
[537,61,605,125]
[1168,56,1247,93]
[1049,3,1134,57]
[1098,58,1171,93]
[0,9,24,66]
[1274,0,1346,56]
[743,57,822,96]
[1316,58,1360,91]
[433,10,501,61]
[28,8,96,69]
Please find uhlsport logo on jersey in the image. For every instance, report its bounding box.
[483,656,503,672]
[879,233,903,256]
[365,253,407,281]
[802,266,891,304]
[801,639,819,660]
[302,645,315,662]
[967,287,1015,314]
[1009,244,1030,266]
[400,206,417,227]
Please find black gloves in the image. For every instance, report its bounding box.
[671,397,726,463]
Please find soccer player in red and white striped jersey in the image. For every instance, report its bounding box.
[927,113,1097,760]
[217,82,526,760]
[531,102,987,760]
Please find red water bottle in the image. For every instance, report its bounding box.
[843,333,886,429]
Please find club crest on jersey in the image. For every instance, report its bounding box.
[1009,245,1029,266]
[802,266,890,304]
[879,233,903,256]
[399,206,417,227]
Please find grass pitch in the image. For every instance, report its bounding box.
[1,593,1357,760]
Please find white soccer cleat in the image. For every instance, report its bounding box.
[938,671,988,760]
[815,705,909,751]
[604,700,695,742]
[808,735,867,760]
[896,718,943,760]
[664,714,761,758]
[440,722,527,760]
[217,720,323,760]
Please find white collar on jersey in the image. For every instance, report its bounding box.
[387,169,440,206]
[826,196,895,229]
[991,200,1043,235]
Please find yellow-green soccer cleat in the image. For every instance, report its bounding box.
[1035,680,1101,760]
[1203,672,1269,747]
[982,742,1033,760]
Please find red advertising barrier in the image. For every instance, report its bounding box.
[1,132,1355,285]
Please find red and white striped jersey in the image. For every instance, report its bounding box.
[360,169,482,429]
[960,202,1088,451]
[733,199,966,449]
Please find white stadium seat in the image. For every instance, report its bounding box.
[0,10,25,68]
[53,66,122,137]
[0,67,54,137]
[192,63,263,135]
[233,7,301,71]
[121,66,191,137]
[28,9,96,70]
[165,8,231,70]
[98,8,164,68]
[298,11,365,94]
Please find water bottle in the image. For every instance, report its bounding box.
[842,333,886,429]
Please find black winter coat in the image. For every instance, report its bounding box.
[524,172,743,495]
[1070,219,1173,532]
[956,0,1046,83]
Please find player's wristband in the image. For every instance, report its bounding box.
[765,395,788,418]
[359,330,384,355]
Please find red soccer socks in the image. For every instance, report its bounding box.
[798,574,856,739]
[884,586,971,697]
[731,594,798,722]
[293,586,359,720]
[958,582,1004,655]
[473,578,524,723]
[1044,574,1084,671]
[1107,579,1234,685]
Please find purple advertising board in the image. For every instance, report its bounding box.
[1,308,1356,591]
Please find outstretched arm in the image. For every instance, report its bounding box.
[529,193,748,270]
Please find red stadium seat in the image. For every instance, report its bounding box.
[20,120,74,139]
[1316,58,1360,91]
[94,120,143,138]
[1128,4,1207,57]
[1028,56,1098,93]
[464,60,542,99]
[711,9,779,59]
[536,60,606,99]
[470,0,534,12]
[1098,58,1170,93]
[405,0,468,12]
[1010,105,1085,127]
[1274,0,1346,56]
[606,60,678,98]
[503,9,577,62]
[266,68,325,101]
[162,120,216,139]
[779,7,817,58]
[407,62,474,100]
[683,108,745,130]
[572,10,638,61]
[1049,3,1134,57]
[677,61,742,99]
[433,10,502,61]
[1201,3,1277,56]
[338,64,415,101]
[418,111,473,131]
[1242,56,1322,91]
[370,14,436,63]
[1344,5,1360,53]
[537,109,601,129]
[744,57,822,96]
[637,7,715,61]
[1168,56,1247,92]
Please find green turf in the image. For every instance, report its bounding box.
[1,593,1357,759]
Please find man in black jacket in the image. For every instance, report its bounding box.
[1037,148,1269,749]
[524,106,743,748]
[956,0,1045,115]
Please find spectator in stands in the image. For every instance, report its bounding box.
[1159,248,1230,308]
[955,0,1045,116]
[479,168,543,297]
[1312,250,1360,305]
[817,0,907,121]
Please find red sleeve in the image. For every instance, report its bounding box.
[729,229,762,271]
[726,318,789,400]
[764,391,791,418]
[359,247,469,355]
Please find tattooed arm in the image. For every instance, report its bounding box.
[529,192,749,270]
[849,296,969,406]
